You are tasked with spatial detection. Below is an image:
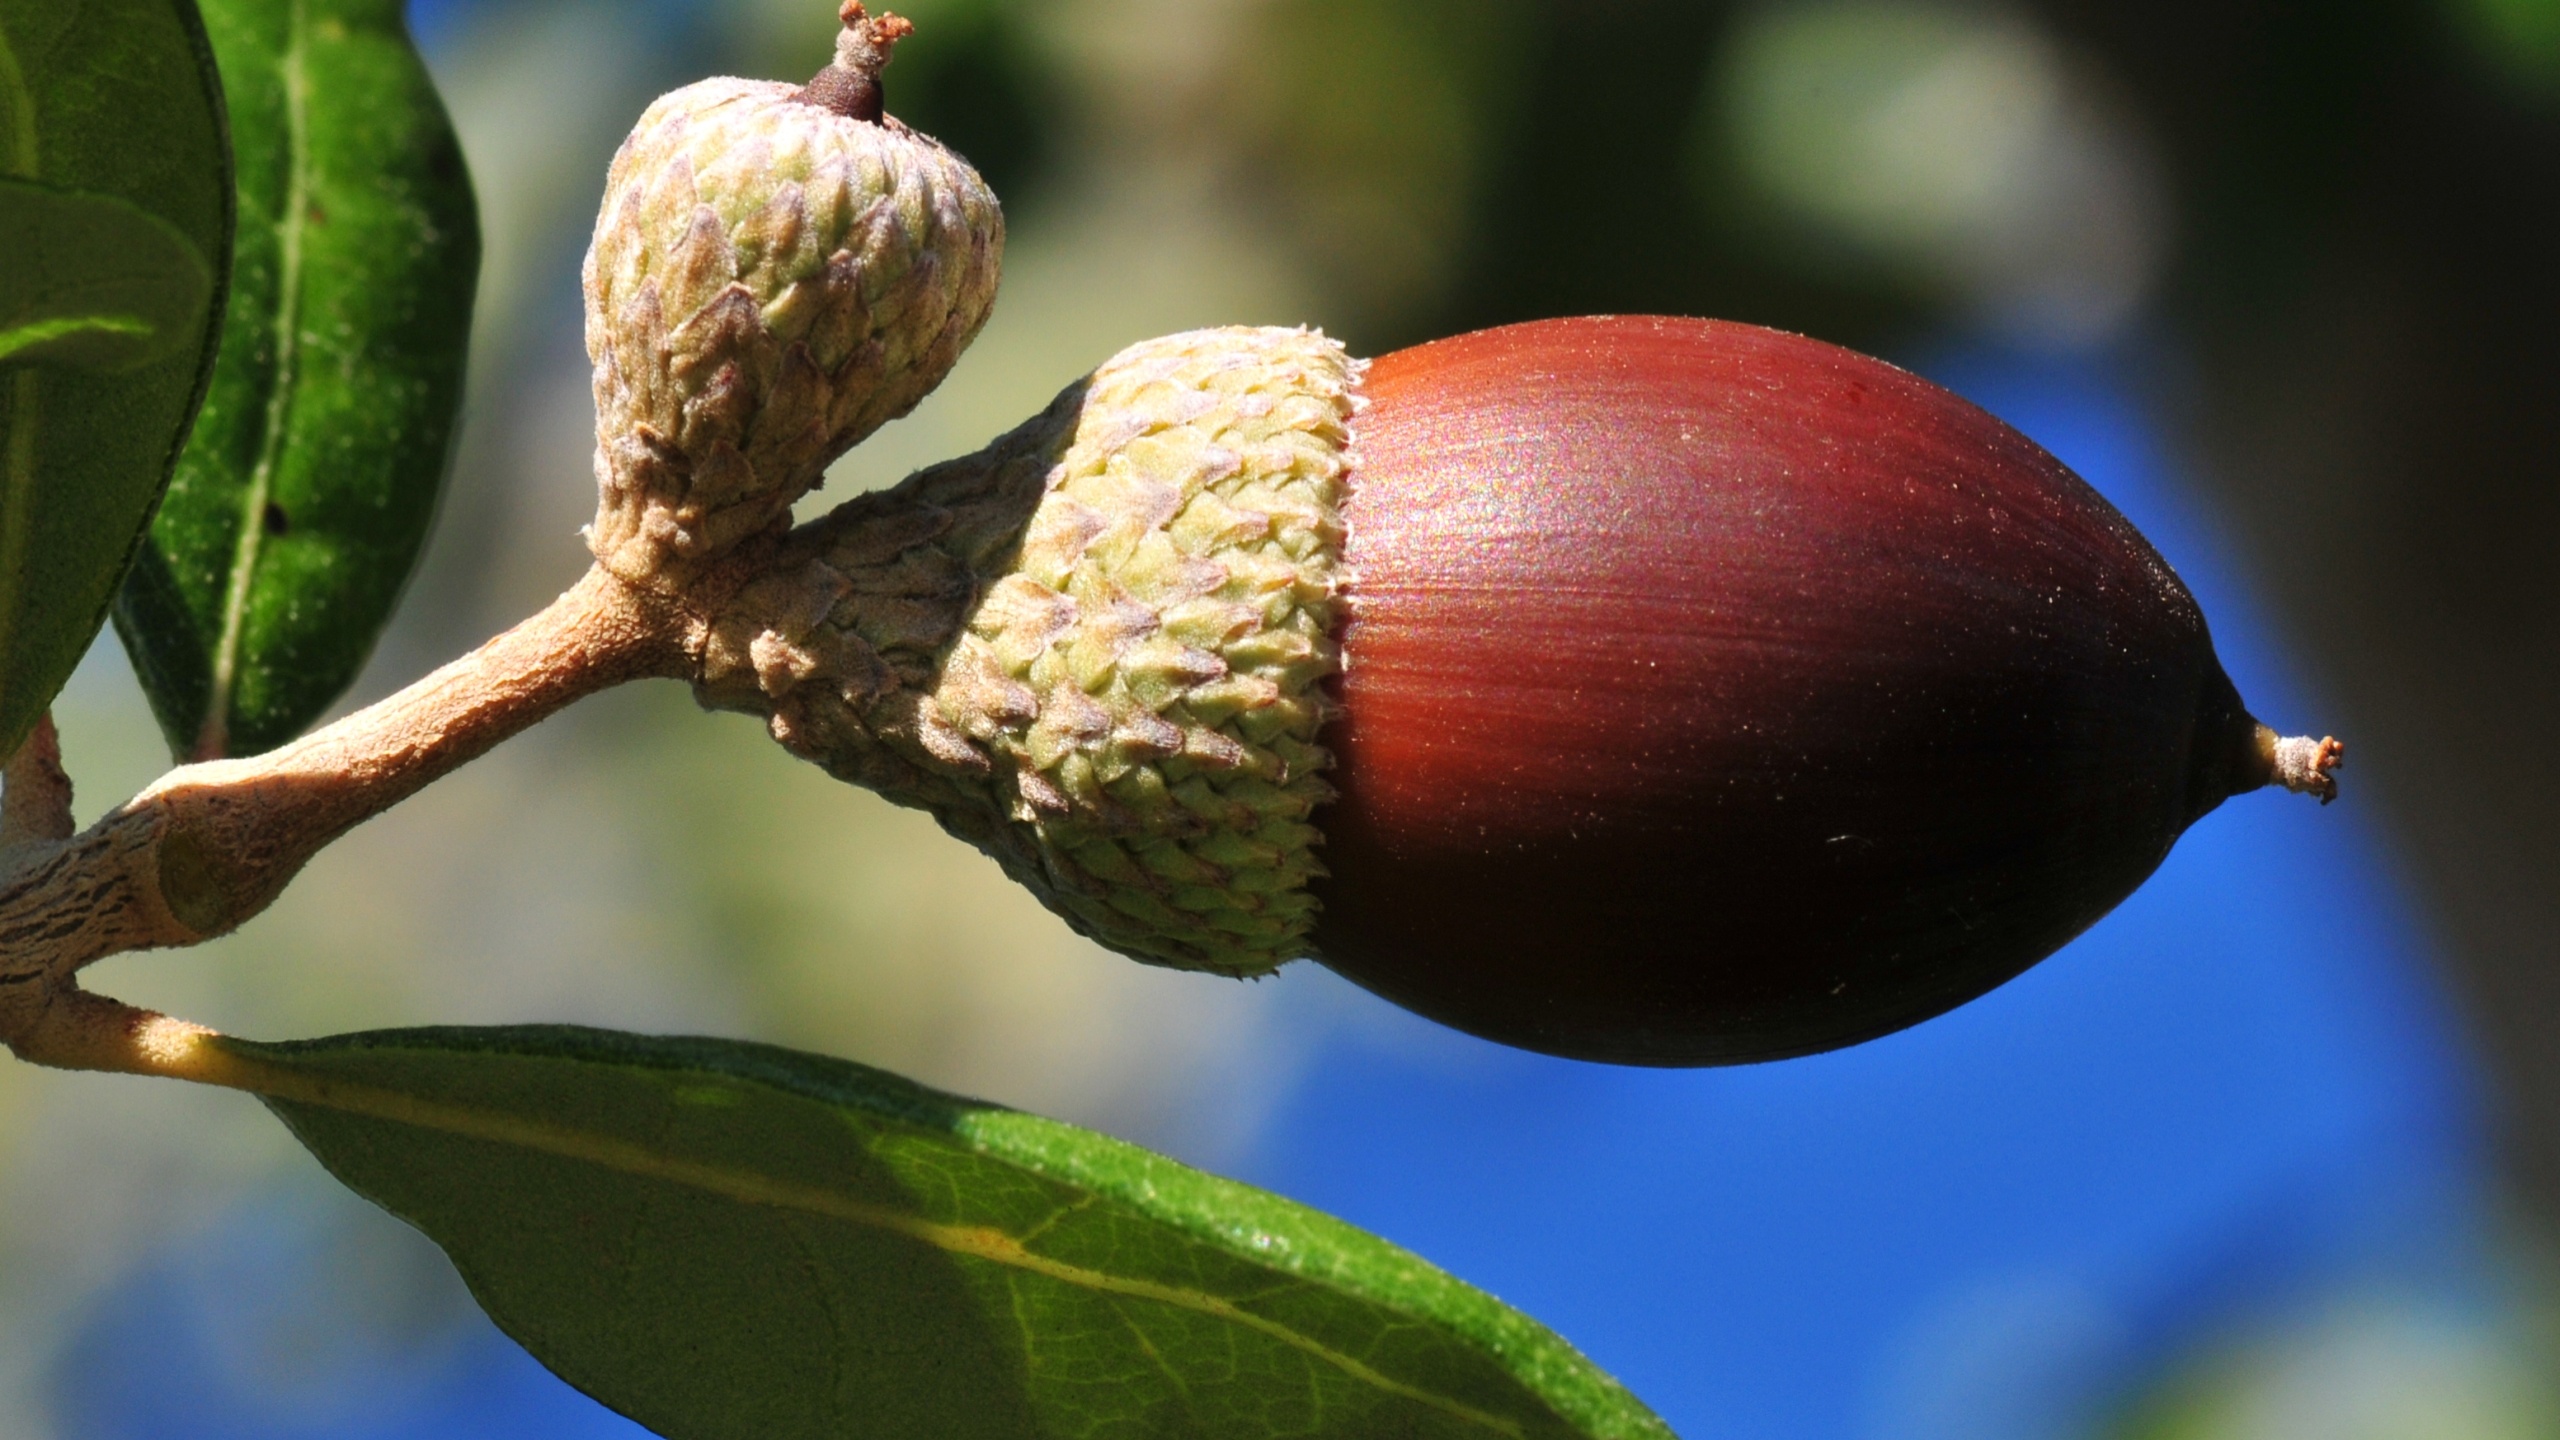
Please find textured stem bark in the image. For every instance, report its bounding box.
[0,712,74,851]
[0,565,689,1061]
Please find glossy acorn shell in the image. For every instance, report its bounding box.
[1309,316,2261,1065]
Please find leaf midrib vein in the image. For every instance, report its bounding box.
[199,0,314,760]
[246,1058,1534,1439]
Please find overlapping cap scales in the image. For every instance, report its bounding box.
[697,327,1363,975]
[583,49,1002,585]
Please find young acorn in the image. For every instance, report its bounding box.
[691,317,2344,1066]
[583,2,1001,589]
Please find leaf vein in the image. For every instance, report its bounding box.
[198,0,315,759]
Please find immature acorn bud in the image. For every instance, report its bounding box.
[707,316,2341,1065]
[584,2,1003,588]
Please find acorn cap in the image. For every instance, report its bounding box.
[584,4,1003,587]
[697,327,1360,976]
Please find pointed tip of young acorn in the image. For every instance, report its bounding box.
[795,2,914,123]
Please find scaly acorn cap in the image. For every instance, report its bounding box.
[697,327,1360,977]
[583,3,1003,589]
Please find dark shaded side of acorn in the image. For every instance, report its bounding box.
[1309,316,2278,1065]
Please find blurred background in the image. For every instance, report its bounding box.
[7,0,2560,1434]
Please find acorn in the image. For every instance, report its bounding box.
[583,2,1003,588]
[702,316,2341,1065]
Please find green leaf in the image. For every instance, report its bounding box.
[227,1026,1677,1440]
[114,0,479,761]
[0,0,231,763]
[0,179,214,371]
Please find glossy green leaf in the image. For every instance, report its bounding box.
[0,0,231,764]
[115,0,478,761]
[0,180,214,370]
[228,1026,1678,1440]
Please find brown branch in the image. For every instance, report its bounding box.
[0,712,74,852]
[2,987,230,1081]
[0,565,691,1062]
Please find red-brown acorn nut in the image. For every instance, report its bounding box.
[1313,315,2337,1064]
[709,316,2340,1066]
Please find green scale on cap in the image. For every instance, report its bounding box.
[700,327,1362,976]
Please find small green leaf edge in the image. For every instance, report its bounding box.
[223,1024,1677,1440]
[0,0,234,757]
